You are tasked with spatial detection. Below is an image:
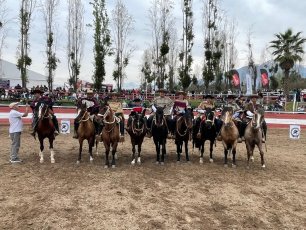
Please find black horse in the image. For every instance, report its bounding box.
[126,109,147,165]
[193,108,217,164]
[174,108,193,162]
[151,107,168,165]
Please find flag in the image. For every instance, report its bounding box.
[260,69,269,88]
[231,70,240,87]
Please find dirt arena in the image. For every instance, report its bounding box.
[0,126,305,229]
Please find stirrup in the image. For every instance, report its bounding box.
[54,130,59,136]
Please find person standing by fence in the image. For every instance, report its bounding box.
[8,102,29,163]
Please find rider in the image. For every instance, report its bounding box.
[146,88,173,138]
[107,92,125,141]
[126,97,147,129]
[30,88,59,137]
[171,91,189,138]
[244,94,267,142]
[73,89,100,139]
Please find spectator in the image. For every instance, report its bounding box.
[8,102,29,163]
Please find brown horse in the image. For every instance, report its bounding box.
[98,104,120,168]
[36,102,56,163]
[126,109,147,165]
[76,103,95,164]
[220,109,239,167]
[244,109,266,169]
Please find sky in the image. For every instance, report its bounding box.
[2,0,306,89]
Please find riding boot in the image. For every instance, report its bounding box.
[52,115,59,136]
[31,115,38,138]
[146,115,153,138]
[73,121,79,139]
[237,121,243,143]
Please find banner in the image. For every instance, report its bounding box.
[245,73,252,95]
[60,120,71,134]
[289,125,300,139]
[260,69,269,88]
[231,70,240,88]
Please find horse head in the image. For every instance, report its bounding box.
[204,109,215,129]
[154,106,165,127]
[251,111,263,130]
[223,110,233,127]
[98,103,115,124]
[38,102,50,120]
[131,109,147,135]
[183,108,194,130]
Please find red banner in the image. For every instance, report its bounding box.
[231,70,240,87]
[260,69,269,88]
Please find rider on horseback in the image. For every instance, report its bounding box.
[146,88,173,138]
[73,89,100,139]
[30,88,59,138]
[126,97,147,129]
[107,92,125,141]
[171,91,189,138]
[244,94,267,143]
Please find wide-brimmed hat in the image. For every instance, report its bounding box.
[176,90,186,96]
[31,88,44,94]
[87,89,94,94]
[156,88,167,93]
[226,94,237,99]
[109,92,120,97]
[133,98,142,102]
[204,94,214,99]
[9,102,19,109]
[248,94,259,98]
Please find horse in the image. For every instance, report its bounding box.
[98,104,120,168]
[36,102,56,163]
[126,109,147,165]
[174,108,193,162]
[244,109,266,169]
[193,108,217,164]
[75,103,96,164]
[220,108,239,167]
[151,107,168,165]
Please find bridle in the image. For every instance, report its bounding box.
[79,110,90,122]
[131,115,145,135]
[97,105,120,133]
[39,103,51,120]
[223,111,234,127]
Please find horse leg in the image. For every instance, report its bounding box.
[155,142,160,164]
[95,139,99,156]
[223,148,228,167]
[185,140,190,162]
[131,142,136,165]
[200,141,204,164]
[88,138,94,162]
[176,142,181,162]
[111,142,118,168]
[246,143,251,169]
[137,143,142,165]
[161,142,166,165]
[209,140,214,163]
[258,144,266,169]
[39,137,44,163]
[232,147,237,168]
[49,138,55,164]
[104,145,110,168]
[77,139,83,164]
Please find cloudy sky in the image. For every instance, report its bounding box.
[2,0,306,89]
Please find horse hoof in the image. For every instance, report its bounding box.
[247,166,250,170]
[199,158,203,164]
[90,157,94,162]
[160,162,164,166]
[40,160,44,163]
[137,157,141,164]
[224,164,228,168]
[187,160,191,164]
[262,164,266,169]
[112,165,116,168]
[232,164,237,168]
[155,161,159,165]
[131,160,135,165]
[76,161,80,164]
[104,165,108,169]
[176,160,180,164]
[251,156,254,162]
[209,158,214,163]
[51,159,55,164]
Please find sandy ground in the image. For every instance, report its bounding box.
[0,126,306,230]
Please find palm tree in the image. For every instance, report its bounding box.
[270,29,306,99]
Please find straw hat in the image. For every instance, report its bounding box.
[176,90,186,96]
[9,102,19,109]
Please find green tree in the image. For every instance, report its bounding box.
[178,0,193,90]
[90,0,112,92]
[270,29,306,99]
[17,0,35,88]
